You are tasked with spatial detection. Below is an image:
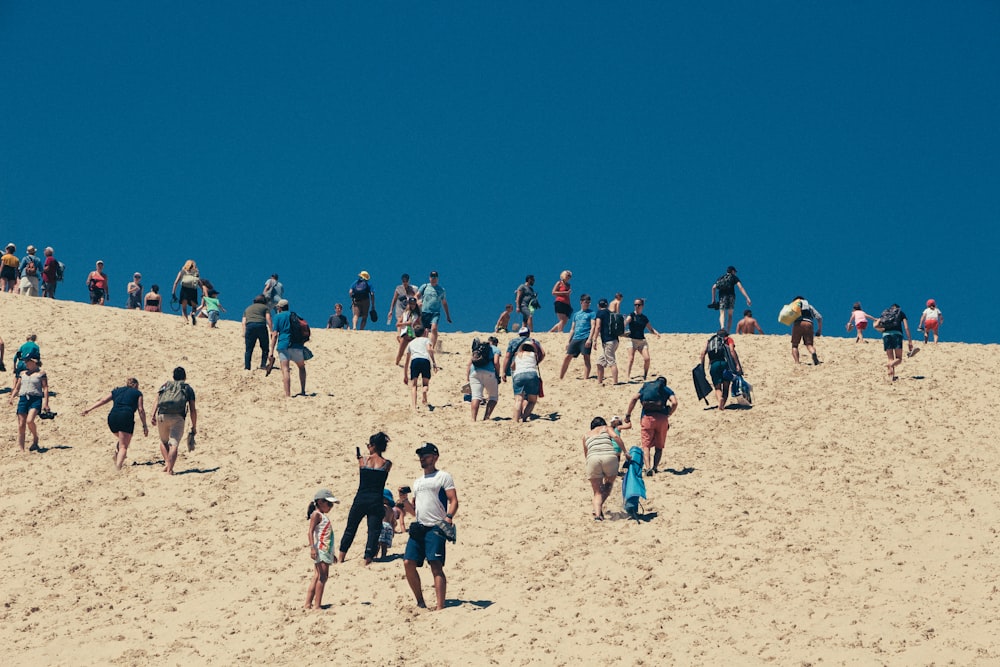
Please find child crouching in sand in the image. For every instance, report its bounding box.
[305,489,339,610]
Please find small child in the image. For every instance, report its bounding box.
[305,489,339,610]
[495,304,513,333]
[378,489,396,559]
[845,302,876,342]
[919,299,943,344]
[195,290,226,328]
[610,415,631,456]
[736,309,763,335]
[403,324,436,410]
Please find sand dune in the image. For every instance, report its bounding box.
[2,294,998,665]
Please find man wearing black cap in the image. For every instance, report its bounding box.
[399,443,458,611]
[711,266,751,332]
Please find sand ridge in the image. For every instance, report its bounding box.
[2,295,999,665]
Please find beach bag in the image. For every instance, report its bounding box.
[158,381,188,414]
[289,312,311,345]
[608,313,626,338]
[351,279,371,302]
[730,374,753,407]
[778,300,801,326]
[707,334,727,361]
[471,338,493,368]
[180,271,200,289]
[875,306,902,332]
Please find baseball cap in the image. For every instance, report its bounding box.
[313,488,340,503]
[429,271,439,278]
[926,299,936,307]
[518,326,530,336]
[24,350,41,362]
[415,443,440,456]
[359,271,370,280]
[276,298,289,308]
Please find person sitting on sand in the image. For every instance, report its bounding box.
[736,309,763,335]
[81,377,148,470]
[144,284,162,312]
[495,304,513,334]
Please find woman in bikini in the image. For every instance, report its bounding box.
[144,284,162,312]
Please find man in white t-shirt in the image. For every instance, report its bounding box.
[399,443,458,611]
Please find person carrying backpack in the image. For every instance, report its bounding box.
[623,376,678,475]
[18,245,43,297]
[150,367,197,475]
[595,298,621,385]
[268,299,309,397]
[700,329,742,412]
[710,266,751,332]
[876,303,913,381]
[349,270,375,330]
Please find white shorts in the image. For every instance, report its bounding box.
[469,369,499,401]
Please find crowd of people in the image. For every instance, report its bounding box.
[2,255,946,612]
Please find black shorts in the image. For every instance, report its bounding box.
[566,338,591,358]
[409,358,431,380]
[90,288,105,304]
[554,301,572,316]
[0,265,15,281]
[179,286,199,303]
[108,411,135,435]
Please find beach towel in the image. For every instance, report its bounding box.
[693,365,713,404]
[622,446,647,520]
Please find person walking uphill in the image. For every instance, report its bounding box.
[349,271,375,330]
[417,271,452,349]
[268,299,308,397]
[242,294,272,370]
[399,443,458,611]
[624,376,678,476]
[711,266,751,332]
[337,432,393,566]
[150,367,197,475]
[18,245,43,296]
[789,296,823,365]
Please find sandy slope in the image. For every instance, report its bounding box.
[2,294,998,666]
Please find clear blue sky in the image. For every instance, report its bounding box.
[2,3,997,342]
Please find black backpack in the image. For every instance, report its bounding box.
[289,312,311,345]
[608,313,626,338]
[471,338,493,368]
[639,380,669,413]
[707,334,727,361]
[877,306,902,331]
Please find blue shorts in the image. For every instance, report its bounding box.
[278,347,305,363]
[512,373,540,396]
[17,394,43,415]
[709,359,729,385]
[566,338,591,358]
[208,310,220,324]
[404,527,446,566]
[882,332,903,351]
[410,358,431,380]
[420,311,440,328]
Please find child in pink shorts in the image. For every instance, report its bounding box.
[845,302,875,342]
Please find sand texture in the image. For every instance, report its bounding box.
[2,296,999,666]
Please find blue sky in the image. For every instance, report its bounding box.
[2,3,997,342]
